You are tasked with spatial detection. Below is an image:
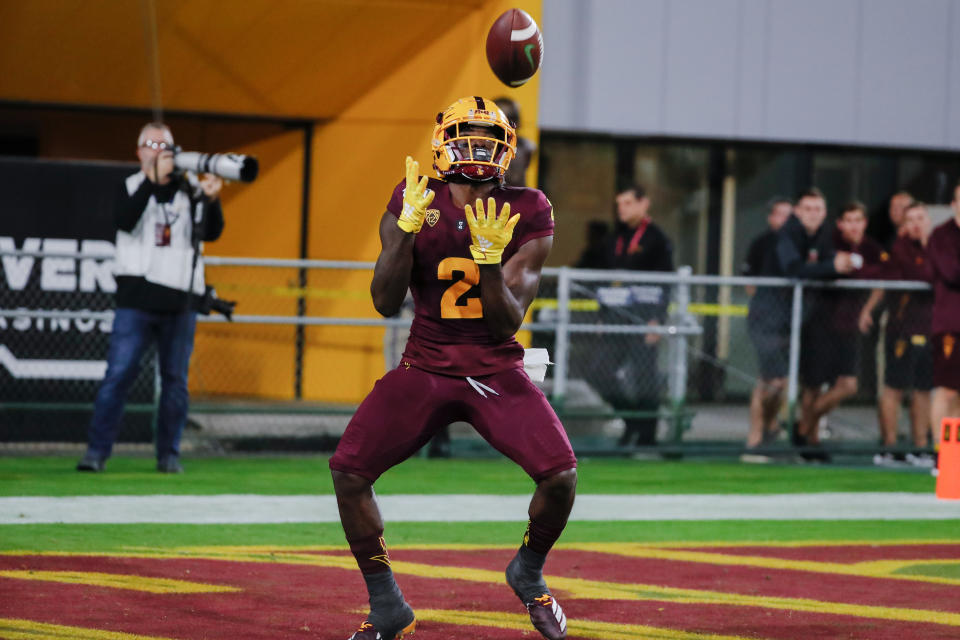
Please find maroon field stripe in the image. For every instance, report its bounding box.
[672,543,960,563]
[3,549,960,640]
[5,568,960,640]
[0,556,366,639]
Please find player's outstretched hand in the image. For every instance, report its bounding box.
[397,156,435,234]
[465,197,520,265]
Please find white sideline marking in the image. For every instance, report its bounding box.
[0,493,958,525]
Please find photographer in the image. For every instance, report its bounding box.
[77,122,225,473]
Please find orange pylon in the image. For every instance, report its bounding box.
[936,417,960,500]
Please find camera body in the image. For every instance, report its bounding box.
[173,149,258,183]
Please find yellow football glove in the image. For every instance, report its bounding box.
[397,156,435,234]
[465,197,520,265]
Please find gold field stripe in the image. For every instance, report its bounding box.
[388,560,960,627]
[855,559,960,574]
[571,543,960,586]
[368,558,960,628]
[580,539,960,549]
[3,539,957,558]
[0,570,241,594]
[415,609,754,640]
[0,618,176,640]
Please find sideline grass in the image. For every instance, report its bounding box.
[1,520,957,553]
[0,456,936,496]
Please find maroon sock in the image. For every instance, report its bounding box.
[523,518,566,555]
[347,532,393,575]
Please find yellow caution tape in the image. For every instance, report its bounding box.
[529,299,748,317]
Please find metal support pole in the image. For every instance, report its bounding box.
[552,267,572,406]
[786,282,803,435]
[152,354,161,440]
[670,266,692,441]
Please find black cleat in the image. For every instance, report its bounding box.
[76,453,105,472]
[157,456,184,473]
[523,593,567,640]
[507,555,566,639]
[348,617,415,639]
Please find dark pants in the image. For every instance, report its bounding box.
[585,336,662,447]
[86,307,196,462]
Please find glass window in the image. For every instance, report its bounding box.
[630,145,710,272]
[812,151,896,220]
[539,137,616,267]
[731,149,800,276]
[898,155,960,204]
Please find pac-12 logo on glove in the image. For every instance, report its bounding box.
[465,197,520,265]
[397,156,435,234]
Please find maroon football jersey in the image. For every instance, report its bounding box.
[887,235,933,336]
[827,231,888,331]
[928,218,960,334]
[386,177,554,376]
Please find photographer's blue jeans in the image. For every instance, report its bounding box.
[86,308,196,462]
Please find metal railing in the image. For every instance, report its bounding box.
[1,249,934,455]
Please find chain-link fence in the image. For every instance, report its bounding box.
[1,249,934,459]
[532,269,932,460]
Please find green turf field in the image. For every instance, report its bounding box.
[2,520,958,554]
[0,456,951,555]
[0,455,937,496]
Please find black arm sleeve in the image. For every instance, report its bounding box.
[743,236,762,276]
[658,235,675,272]
[202,199,225,241]
[653,232,674,322]
[114,179,154,232]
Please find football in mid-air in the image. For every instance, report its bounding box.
[486,8,543,87]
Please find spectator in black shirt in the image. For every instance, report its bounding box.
[493,97,536,188]
[743,197,792,453]
[588,184,674,447]
[783,188,854,458]
[575,220,611,269]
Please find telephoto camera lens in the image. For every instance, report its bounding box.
[174,151,258,182]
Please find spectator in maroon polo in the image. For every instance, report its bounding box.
[927,183,960,460]
[862,202,935,467]
[799,202,885,450]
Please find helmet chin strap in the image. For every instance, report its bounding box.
[446,171,500,185]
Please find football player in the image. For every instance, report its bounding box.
[329,96,577,640]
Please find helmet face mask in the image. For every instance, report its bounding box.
[432,97,517,182]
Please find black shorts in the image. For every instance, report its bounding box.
[884,332,933,391]
[933,332,960,392]
[749,325,789,380]
[800,325,859,387]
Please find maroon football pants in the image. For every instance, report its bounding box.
[329,364,577,483]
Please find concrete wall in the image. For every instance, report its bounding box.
[540,0,960,150]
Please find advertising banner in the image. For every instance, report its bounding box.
[0,157,155,442]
